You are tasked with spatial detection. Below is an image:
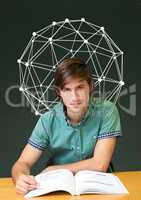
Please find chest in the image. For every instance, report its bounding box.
[48,120,100,157]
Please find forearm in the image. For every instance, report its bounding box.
[44,157,108,174]
[11,161,31,184]
[62,157,108,173]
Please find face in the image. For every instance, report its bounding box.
[59,78,90,115]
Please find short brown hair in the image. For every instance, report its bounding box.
[54,57,93,92]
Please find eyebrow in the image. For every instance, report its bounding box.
[63,82,86,89]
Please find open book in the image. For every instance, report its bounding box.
[24,169,128,198]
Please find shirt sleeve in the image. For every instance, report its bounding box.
[97,101,122,139]
[28,115,50,151]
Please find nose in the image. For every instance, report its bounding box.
[71,90,78,100]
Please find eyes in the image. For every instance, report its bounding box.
[62,85,85,92]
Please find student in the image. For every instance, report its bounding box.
[11,58,121,194]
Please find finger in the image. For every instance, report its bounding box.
[22,175,37,185]
[16,174,37,194]
[16,180,30,193]
[16,182,35,194]
[28,184,37,191]
[28,175,37,184]
[16,184,28,195]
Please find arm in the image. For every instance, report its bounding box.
[42,137,117,174]
[11,144,42,194]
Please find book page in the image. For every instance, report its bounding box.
[24,169,75,198]
[75,170,128,195]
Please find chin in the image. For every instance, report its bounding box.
[71,107,83,113]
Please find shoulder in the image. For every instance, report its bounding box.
[36,102,65,133]
[90,98,119,119]
[102,100,118,114]
[40,102,63,123]
[93,98,117,110]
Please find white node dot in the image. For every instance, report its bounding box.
[121,51,124,54]
[49,37,52,42]
[53,66,56,69]
[84,40,88,44]
[25,62,29,67]
[65,18,69,23]
[103,76,105,79]
[32,32,36,36]
[17,59,21,64]
[40,84,42,87]
[81,18,85,22]
[113,56,116,60]
[102,33,105,37]
[32,39,34,43]
[119,81,125,86]
[98,78,102,82]
[35,111,39,116]
[19,87,23,91]
[70,49,73,53]
[52,21,56,26]
[101,27,104,31]
[93,50,96,53]
[76,30,79,34]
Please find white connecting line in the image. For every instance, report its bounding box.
[17,18,124,115]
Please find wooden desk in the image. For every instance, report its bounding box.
[0,171,141,200]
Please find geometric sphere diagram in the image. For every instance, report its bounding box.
[17,18,124,115]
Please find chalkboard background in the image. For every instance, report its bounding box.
[0,0,140,177]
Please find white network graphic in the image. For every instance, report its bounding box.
[18,18,124,115]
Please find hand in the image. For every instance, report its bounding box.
[15,174,37,195]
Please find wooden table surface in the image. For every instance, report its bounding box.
[0,171,141,200]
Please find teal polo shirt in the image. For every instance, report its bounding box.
[28,98,122,165]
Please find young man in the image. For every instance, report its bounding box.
[11,58,121,194]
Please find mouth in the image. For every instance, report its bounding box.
[70,102,81,105]
[69,103,82,108]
